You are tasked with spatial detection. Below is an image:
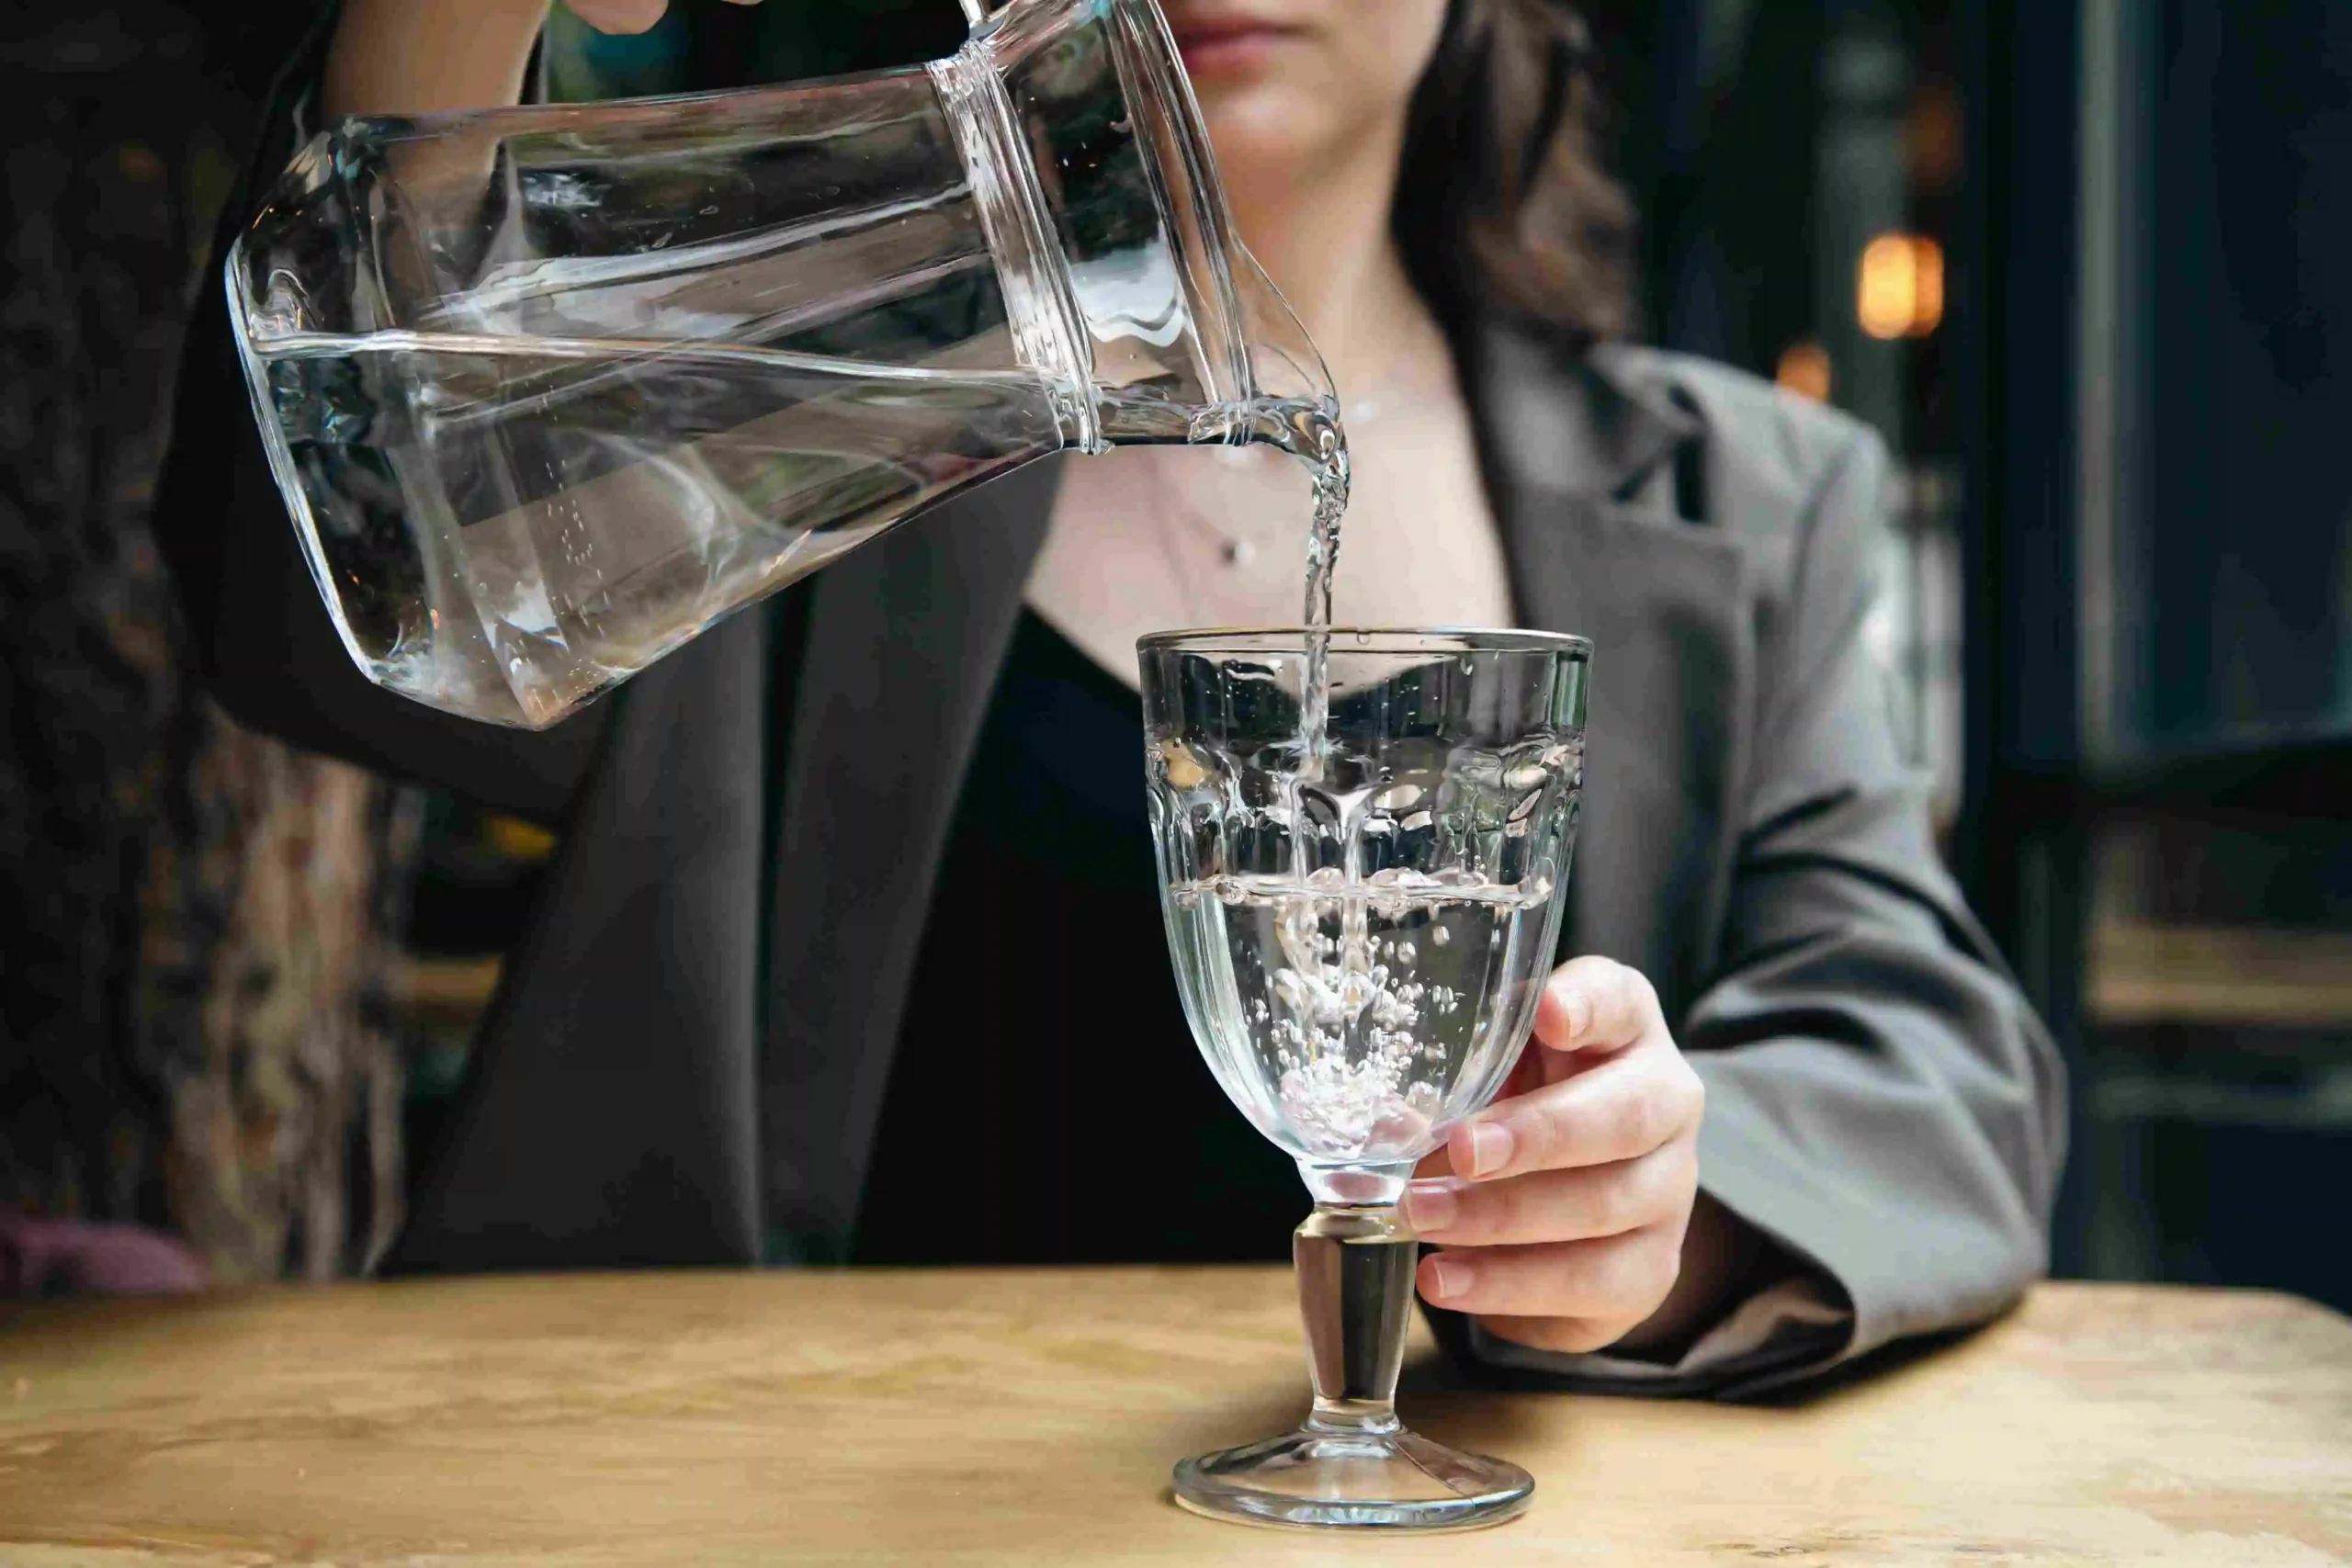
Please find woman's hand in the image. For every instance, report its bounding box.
[1405,955,1712,1355]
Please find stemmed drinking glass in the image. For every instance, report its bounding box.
[1138,626,1589,1530]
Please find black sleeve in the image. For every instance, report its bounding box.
[153,5,605,820]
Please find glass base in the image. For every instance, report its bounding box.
[1172,1421,1534,1531]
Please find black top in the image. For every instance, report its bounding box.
[853,612,1300,1265]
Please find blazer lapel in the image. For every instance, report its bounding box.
[1466,325,1753,1015]
[761,461,1060,1256]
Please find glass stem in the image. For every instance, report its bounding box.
[1294,1204,1418,1437]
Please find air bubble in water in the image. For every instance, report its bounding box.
[1161,861,1554,1161]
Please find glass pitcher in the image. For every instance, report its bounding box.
[227,0,1332,728]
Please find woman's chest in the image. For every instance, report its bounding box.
[1026,398,1511,681]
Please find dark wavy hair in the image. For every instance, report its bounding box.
[1392,0,1635,348]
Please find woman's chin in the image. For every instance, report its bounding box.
[1197,92,1335,176]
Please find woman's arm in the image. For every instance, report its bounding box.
[323,0,775,118]
[323,0,550,118]
[1419,416,2064,1395]
[323,0,757,117]
[1663,427,2066,1381]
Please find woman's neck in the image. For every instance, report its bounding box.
[1219,125,1434,402]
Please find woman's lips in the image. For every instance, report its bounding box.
[1171,19,1303,75]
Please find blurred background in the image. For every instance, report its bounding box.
[4,0,2348,1302]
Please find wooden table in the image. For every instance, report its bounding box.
[3,1271,2347,1565]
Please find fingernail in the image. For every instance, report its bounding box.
[1422,1253,1476,1303]
[1403,1180,1459,1235]
[1465,1121,1514,1178]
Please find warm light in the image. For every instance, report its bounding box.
[1858,233,1945,340]
[483,813,560,863]
[1776,341,1833,401]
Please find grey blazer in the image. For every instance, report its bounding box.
[163,195,2064,1387]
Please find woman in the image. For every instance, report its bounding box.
[155,0,2063,1394]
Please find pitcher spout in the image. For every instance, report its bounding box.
[1226,242,1340,441]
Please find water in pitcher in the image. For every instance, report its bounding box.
[257,323,1348,728]
[260,332,1057,725]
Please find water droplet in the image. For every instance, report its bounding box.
[1430,926,1452,947]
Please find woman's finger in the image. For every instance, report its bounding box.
[1402,1138,1695,1247]
[1532,955,1660,1055]
[1443,1039,1703,1179]
[1414,1225,1684,1323]
[1474,1313,1646,1357]
[566,0,675,34]
[1417,1035,1551,1178]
